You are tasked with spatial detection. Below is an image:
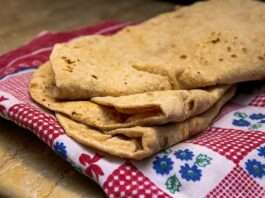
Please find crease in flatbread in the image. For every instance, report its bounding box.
[56,87,235,160]
[30,62,230,130]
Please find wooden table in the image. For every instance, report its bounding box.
[0,0,176,197]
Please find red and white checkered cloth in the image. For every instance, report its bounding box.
[0,22,265,198]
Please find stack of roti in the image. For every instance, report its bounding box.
[30,0,265,160]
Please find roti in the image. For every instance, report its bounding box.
[29,62,230,130]
[56,87,235,160]
[50,0,265,99]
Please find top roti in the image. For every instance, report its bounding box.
[50,0,265,99]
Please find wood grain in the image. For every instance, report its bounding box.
[0,0,175,197]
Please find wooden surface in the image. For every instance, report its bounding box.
[0,0,176,54]
[0,0,176,197]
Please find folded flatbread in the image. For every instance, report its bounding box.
[30,62,235,159]
[30,62,230,130]
[29,0,262,159]
[50,0,265,99]
[56,87,235,159]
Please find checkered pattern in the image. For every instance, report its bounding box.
[0,53,47,79]
[206,166,265,198]
[188,127,265,164]
[250,92,265,107]
[0,72,33,103]
[8,103,64,146]
[103,162,171,198]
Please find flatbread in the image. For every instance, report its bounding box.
[50,35,172,99]
[56,87,235,160]
[29,62,229,130]
[50,0,265,99]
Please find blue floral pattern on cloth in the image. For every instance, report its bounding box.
[232,119,251,127]
[174,149,194,161]
[179,164,202,181]
[258,146,265,158]
[152,148,212,194]
[249,113,265,120]
[53,141,67,159]
[153,155,174,175]
[258,120,265,123]
[245,159,265,178]
[232,112,265,130]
